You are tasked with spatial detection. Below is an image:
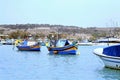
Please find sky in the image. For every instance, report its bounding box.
[0,0,120,27]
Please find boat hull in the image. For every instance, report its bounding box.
[93,48,120,69]
[99,56,120,69]
[17,44,40,51]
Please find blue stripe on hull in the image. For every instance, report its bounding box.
[58,50,76,55]
[101,57,120,63]
[49,50,76,55]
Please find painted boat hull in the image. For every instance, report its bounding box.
[17,44,40,51]
[48,45,77,51]
[48,45,79,55]
[93,48,120,69]
[49,50,77,55]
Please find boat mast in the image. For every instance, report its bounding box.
[57,27,59,40]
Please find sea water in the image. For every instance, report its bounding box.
[0,45,120,80]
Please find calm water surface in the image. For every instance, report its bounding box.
[0,45,120,80]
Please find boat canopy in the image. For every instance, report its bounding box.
[56,39,70,47]
[103,45,120,57]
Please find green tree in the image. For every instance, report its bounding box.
[9,30,29,39]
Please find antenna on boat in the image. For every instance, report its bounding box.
[57,27,59,40]
[107,37,109,46]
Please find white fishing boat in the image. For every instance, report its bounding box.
[95,38,120,46]
[93,45,120,69]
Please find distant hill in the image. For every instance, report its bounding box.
[0,24,79,29]
[0,24,120,40]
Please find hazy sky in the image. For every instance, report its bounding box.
[0,0,120,27]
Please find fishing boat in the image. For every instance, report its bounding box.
[93,44,120,69]
[94,37,120,46]
[16,40,40,51]
[48,39,79,55]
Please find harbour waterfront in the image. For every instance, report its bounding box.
[0,45,120,80]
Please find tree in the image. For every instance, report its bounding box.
[0,29,4,34]
[9,30,29,39]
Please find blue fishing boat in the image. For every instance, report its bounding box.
[48,40,79,55]
[16,40,40,51]
[48,45,78,55]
